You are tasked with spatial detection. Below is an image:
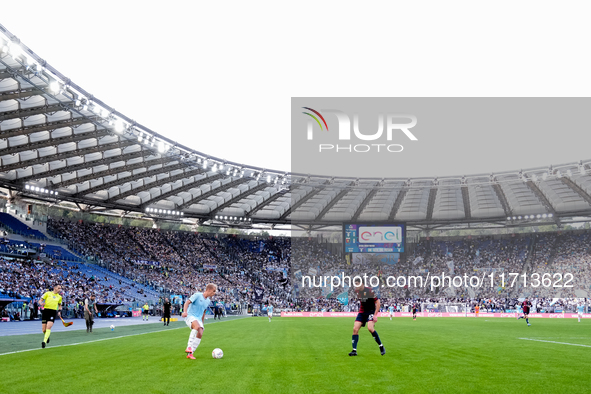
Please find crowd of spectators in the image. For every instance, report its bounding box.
[0,256,138,317]
[1,218,588,315]
[290,232,590,311]
[46,218,293,308]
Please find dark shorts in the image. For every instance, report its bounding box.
[522,309,530,315]
[42,309,57,324]
[355,312,375,327]
[143,310,149,315]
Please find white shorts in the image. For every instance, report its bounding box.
[389,312,393,317]
[185,316,204,329]
[268,312,273,317]
[579,312,583,317]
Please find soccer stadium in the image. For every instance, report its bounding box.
[2,7,591,394]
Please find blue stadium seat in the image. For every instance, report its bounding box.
[0,213,48,240]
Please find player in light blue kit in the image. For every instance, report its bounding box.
[388,305,395,321]
[182,283,217,359]
[267,304,274,322]
[578,302,585,322]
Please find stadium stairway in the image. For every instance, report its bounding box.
[64,262,160,302]
[544,234,562,268]
[86,264,160,299]
[162,235,191,266]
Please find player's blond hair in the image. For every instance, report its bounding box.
[206,283,218,291]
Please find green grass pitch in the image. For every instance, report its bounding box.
[1,316,590,393]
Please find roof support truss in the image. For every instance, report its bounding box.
[1,128,114,156]
[53,154,166,188]
[0,117,96,139]
[316,185,354,221]
[106,167,207,202]
[246,188,288,217]
[210,182,269,216]
[176,178,248,210]
[280,187,322,221]
[73,161,187,196]
[1,140,138,172]
[16,150,149,184]
[140,173,227,209]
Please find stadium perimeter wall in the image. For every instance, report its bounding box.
[281,312,590,319]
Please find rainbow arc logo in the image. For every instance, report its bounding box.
[302,107,328,131]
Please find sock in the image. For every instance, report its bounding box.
[192,337,201,351]
[44,329,51,342]
[526,318,529,324]
[187,329,197,350]
[372,330,383,346]
[352,334,359,350]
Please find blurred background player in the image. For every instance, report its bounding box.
[577,302,585,322]
[142,302,149,321]
[39,284,63,348]
[517,297,532,326]
[515,302,523,320]
[163,298,172,326]
[213,301,222,320]
[475,304,480,318]
[388,305,395,320]
[182,283,217,360]
[267,304,274,322]
[412,304,418,321]
[84,294,98,333]
[349,284,385,356]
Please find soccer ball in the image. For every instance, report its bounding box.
[110,325,115,331]
[212,348,223,359]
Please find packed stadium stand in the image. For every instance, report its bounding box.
[0,212,48,240]
[4,214,591,320]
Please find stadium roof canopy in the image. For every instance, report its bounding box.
[2,23,591,231]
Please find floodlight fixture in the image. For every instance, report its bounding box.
[115,121,125,133]
[49,81,60,93]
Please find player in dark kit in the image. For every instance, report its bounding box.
[349,284,386,356]
[412,304,418,321]
[214,303,223,320]
[517,297,532,326]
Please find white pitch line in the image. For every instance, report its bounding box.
[518,337,591,348]
[0,317,246,357]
